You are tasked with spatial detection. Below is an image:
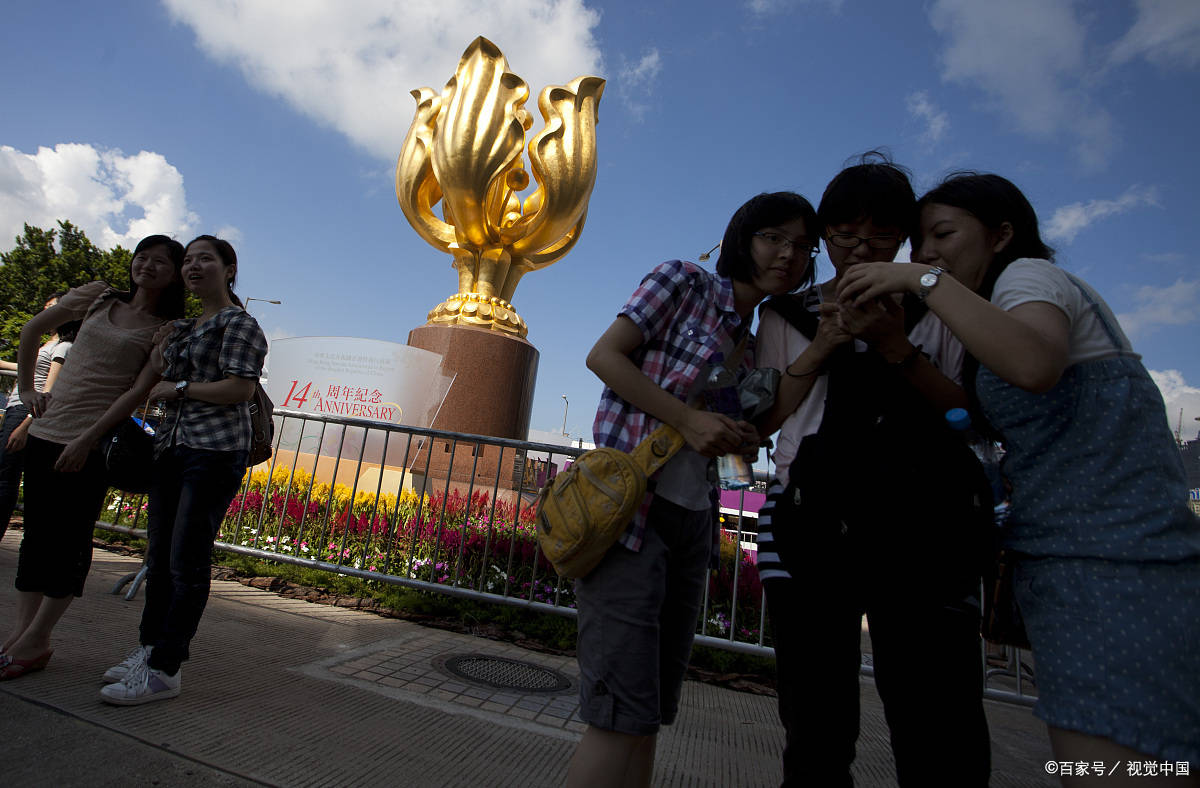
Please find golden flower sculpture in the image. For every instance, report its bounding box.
[396,36,604,337]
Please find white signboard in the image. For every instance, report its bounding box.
[263,337,454,465]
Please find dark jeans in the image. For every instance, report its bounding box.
[0,404,30,540]
[141,446,247,675]
[15,435,111,598]
[764,519,991,787]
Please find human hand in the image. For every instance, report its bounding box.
[679,410,744,458]
[54,435,93,472]
[6,418,30,452]
[149,323,177,374]
[837,262,923,308]
[809,302,853,357]
[148,380,180,403]
[734,420,761,462]
[839,296,904,347]
[19,388,51,418]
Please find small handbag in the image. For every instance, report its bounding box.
[535,424,686,579]
[102,417,155,494]
[247,382,275,467]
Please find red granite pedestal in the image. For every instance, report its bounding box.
[406,323,539,495]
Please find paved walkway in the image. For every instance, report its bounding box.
[0,531,1054,786]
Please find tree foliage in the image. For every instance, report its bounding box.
[0,221,197,359]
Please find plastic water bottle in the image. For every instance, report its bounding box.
[945,407,1005,504]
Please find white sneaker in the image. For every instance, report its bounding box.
[99,662,180,706]
[102,645,152,683]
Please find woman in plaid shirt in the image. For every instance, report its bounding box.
[101,235,267,705]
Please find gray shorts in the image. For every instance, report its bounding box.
[573,495,712,736]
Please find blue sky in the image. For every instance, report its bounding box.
[2,0,1199,443]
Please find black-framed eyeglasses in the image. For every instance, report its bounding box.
[826,233,902,250]
[753,231,818,259]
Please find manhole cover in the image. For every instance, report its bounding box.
[437,654,573,693]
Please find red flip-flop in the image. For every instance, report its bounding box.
[0,649,53,680]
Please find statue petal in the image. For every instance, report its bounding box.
[508,75,604,258]
[432,37,529,250]
[396,86,455,250]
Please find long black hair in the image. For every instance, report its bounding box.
[916,172,1055,443]
[915,172,1054,301]
[123,235,186,319]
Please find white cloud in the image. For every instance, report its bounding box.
[1115,278,1200,337]
[0,143,197,250]
[214,225,244,243]
[746,0,842,14]
[1148,369,1200,442]
[620,49,661,88]
[928,0,1116,169]
[1111,0,1200,70]
[906,90,949,145]
[1044,185,1161,244]
[161,0,604,161]
[617,49,662,122]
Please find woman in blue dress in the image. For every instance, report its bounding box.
[837,172,1199,779]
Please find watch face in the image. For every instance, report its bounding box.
[920,272,938,288]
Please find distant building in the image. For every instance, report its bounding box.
[1180,429,1200,517]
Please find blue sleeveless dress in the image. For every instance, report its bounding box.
[976,268,1199,762]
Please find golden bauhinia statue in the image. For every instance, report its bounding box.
[396,36,604,338]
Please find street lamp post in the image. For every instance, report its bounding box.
[561,394,569,436]
[244,297,281,313]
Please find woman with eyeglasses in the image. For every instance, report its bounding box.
[567,192,820,788]
[837,171,1198,782]
[754,154,992,786]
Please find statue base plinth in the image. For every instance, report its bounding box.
[407,323,538,440]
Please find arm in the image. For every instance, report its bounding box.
[756,302,851,436]
[149,375,256,406]
[838,297,967,412]
[53,360,162,472]
[586,316,746,457]
[6,358,66,452]
[837,262,1070,393]
[0,360,16,371]
[148,312,263,405]
[16,282,106,415]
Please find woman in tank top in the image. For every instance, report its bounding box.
[0,235,185,680]
[0,292,81,541]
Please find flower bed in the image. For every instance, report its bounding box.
[100,466,766,645]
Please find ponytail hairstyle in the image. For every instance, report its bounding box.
[185,235,243,308]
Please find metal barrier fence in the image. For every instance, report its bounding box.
[0,376,1035,707]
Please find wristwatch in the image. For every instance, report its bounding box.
[918,266,947,301]
[175,380,189,399]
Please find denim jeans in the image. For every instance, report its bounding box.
[141,446,247,674]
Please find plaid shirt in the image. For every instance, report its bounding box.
[156,307,268,455]
[593,259,754,550]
